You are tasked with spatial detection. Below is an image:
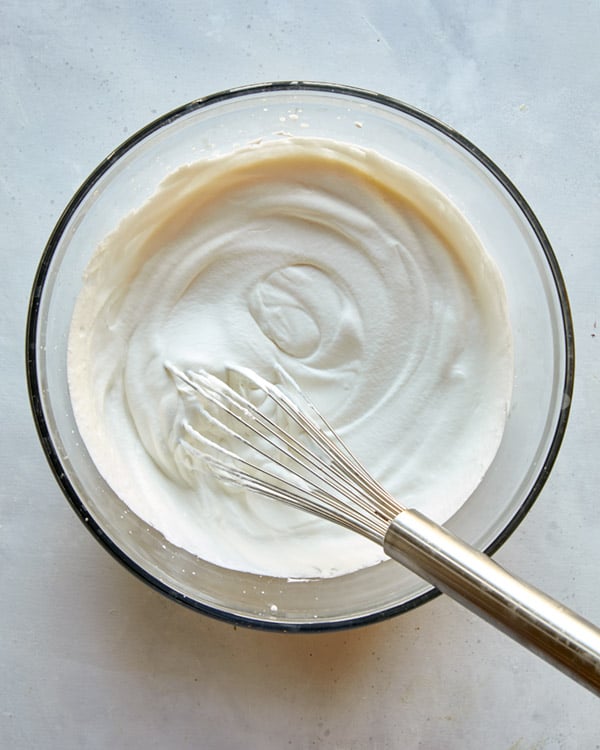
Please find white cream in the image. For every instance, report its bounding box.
[68,137,513,579]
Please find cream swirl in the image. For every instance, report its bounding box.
[68,137,512,578]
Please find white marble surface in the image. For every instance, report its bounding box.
[2,1,599,747]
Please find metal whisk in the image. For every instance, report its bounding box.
[166,362,600,696]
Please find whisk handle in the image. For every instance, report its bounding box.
[384,509,600,696]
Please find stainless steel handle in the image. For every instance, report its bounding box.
[384,509,600,696]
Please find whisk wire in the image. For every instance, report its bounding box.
[167,363,402,542]
[180,369,373,512]
[228,365,405,523]
[204,454,385,541]
[257,366,397,503]
[180,422,388,542]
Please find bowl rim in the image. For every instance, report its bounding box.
[25,80,575,632]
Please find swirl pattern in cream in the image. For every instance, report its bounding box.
[68,137,512,578]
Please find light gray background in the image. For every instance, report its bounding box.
[2,1,599,748]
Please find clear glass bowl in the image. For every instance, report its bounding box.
[26,82,574,631]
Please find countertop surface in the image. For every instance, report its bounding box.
[2,2,599,747]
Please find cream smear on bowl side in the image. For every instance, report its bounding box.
[67,137,513,579]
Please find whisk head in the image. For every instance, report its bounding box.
[166,362,404,545]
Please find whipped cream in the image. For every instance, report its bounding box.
[68,137,513,578]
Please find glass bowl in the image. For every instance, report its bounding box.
[26,82,574,631]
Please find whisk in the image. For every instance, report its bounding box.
[166,362,600,696]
